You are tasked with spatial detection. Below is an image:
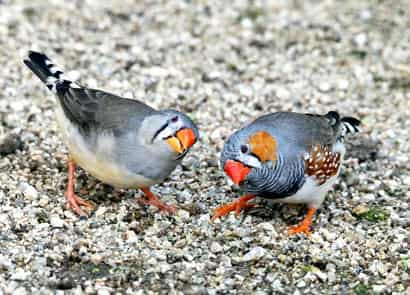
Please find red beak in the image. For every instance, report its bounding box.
[224,160,252,185]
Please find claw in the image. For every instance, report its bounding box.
[288,223,312,235]
[211,202,236,221]
[65,191,93,217]
[64,159,93,217]
[287,207,316,236]
[211,195,255,222]
[139,188,177,214]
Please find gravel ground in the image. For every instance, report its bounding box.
[1,0,410,294]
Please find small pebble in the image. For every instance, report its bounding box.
[11,269,30,281]
[20,183,38,200]
[241,247,266,262]
[49,215,64,228]
[210,242,223,253]
[0,133,23,156]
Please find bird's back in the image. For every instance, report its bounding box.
[244,112,340,159]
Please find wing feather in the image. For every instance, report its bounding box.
[57,87,155,134]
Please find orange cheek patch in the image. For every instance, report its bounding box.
[249,131,278,162]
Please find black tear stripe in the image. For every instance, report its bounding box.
[151,122,169,143]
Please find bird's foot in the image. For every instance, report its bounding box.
[211,195,256,222]
[65,191,94,217]
[138,197,177,213]
[139,188,177,214]
[287,207,316,236]
[288,222,311,235]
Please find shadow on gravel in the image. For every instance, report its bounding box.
[50,260,111,290]
[345,137,382,163]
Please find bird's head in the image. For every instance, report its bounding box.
[140,110,199,160]
[221,130,278,185]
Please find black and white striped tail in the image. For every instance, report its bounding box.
[341,116,361,134]
[23,51,79,94]
[325,111,361,136]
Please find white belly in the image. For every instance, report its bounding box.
[55,105,156,188]
[276,175,338,208]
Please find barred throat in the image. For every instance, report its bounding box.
[243,154,305,198]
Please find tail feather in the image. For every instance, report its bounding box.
[325,111,361,136]
[341,116,361,134]
[23,51,78,93]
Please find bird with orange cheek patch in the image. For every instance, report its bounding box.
[211,111,360,235]
[24,51,198,217]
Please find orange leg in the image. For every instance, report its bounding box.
[288,207,316,236]
[65,159,93,217]
[138,188,177,214]
[211,195,256,222]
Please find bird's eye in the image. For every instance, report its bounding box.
[240,145,248,154]
[171,116,178,123]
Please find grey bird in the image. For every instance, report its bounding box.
[24,51,199,217]
[211,111,360,235]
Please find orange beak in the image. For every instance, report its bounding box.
[224,160,252,185]
[166,128,196,154]
[176,128,196,150]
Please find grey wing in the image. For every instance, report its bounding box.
[300,112,341,146]
[56,84,155,135]
[253,112,340,153]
